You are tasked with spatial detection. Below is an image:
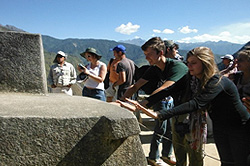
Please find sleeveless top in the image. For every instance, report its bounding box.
[84,61,106,90]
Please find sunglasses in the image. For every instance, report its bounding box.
[85,54,92,58]
[57,54,64,58]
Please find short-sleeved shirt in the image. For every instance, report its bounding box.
[141,58,188,93]
[48,61,77,87]
[116,57,136,99]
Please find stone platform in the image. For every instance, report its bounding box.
[0,93,147,166]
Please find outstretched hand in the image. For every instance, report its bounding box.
[116,100,137,112]
[242,96,250,113]
[117,98,158,119]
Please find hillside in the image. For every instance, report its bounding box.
[120,38,244,56]
[42,35,147,66]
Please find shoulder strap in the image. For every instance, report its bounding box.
[107,58,114,72]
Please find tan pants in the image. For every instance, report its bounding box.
[51,87,73,96]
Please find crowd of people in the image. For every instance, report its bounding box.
[47,37,250,166]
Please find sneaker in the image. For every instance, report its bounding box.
[147,158,160,166]
[161,156,176,166]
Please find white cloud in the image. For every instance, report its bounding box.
[115,22,140,35]
[162,28,174,34]
[178,32,229,43]
[153,29,161,33]
[179,26,198,34]
[153,28,174,34]
[177,22,250,44]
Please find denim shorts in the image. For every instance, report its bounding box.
[82,87,106,101]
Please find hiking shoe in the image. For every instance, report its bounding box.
[147,158,160,166]
[161,156,176,165]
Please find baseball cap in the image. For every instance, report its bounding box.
[111,44,126,53]
[57,51,67,59]
[221,54,234,61]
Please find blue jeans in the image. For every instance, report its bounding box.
[149,98,174,160]
[82,87,106,101]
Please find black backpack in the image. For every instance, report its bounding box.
[104,58,114,89]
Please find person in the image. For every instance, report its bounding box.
[119,47,250,166]
[105,51,121,102]
[165,39,208,166]
[233,48,250,166]
[78,47,107,101]
[48,51,77,96]
[111,44,136,100]
[220,54,237,77]
[121,37,188,166]
[164,40,183,61]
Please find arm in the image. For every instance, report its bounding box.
[81,64,107,83]
[117,99,158,119]
[113,71,126,87]
[120,78,148,101]
[242,96,250,113]
[151,80,175,95]
[146,74,187,107]
[69,65,77,85]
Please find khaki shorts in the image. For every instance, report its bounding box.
[51,87,73,96]
[105,82,118,101]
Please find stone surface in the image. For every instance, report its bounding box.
[0,93,147,166]
[0,31,47,94]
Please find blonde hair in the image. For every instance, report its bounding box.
[187,47,219,89]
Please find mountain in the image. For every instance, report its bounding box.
[121,38,244,56]
[42,35,147,66]
[1,24,249,73]
[119,38,146,47]
[0,24,25,32]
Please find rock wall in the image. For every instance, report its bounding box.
[0,31,47,94]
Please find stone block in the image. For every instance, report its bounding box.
[0,93,147,166]
[0,31,47,94]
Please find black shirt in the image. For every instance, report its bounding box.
[146,74,250,127]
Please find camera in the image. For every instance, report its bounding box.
[78,72,88,81]
[174,122,190,136]
[78,63,85,69]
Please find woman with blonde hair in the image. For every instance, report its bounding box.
[118,47,250,166]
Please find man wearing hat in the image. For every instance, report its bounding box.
[111,44,136,100]
[220,54,237,76]
[48,51,77,96]
[164,40,183,61]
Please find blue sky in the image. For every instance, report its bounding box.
[1,0,250,44]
